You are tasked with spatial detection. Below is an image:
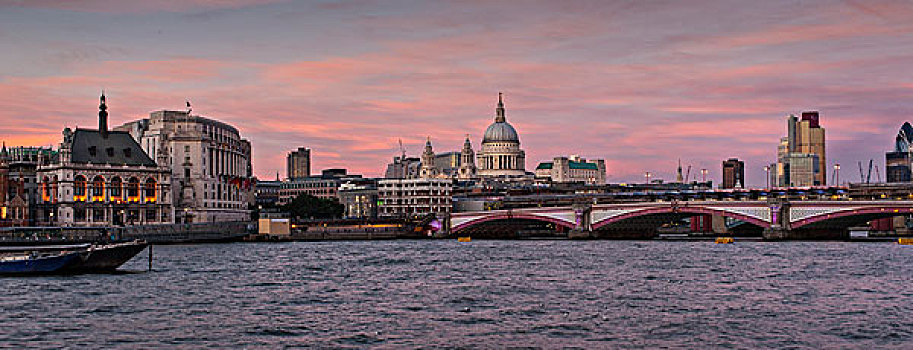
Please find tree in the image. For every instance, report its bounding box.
[282,194,344,220]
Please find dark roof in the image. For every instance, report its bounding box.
[536,162,553,170]
[70,129,156,166]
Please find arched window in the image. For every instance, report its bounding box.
[41,176,50,202]
[145,178,157,202]
[74,175,87,201]
[110,177,123,201]
[128,177,140,201]
[92,175,105,201]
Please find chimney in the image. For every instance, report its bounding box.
[99,92,109,138]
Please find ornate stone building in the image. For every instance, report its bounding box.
[116,107,253,223]
[36,94,173,226]
[534,155,606,185]
[0,150,29,227]
[458,135,477,179]
[477,93,526,177]
[419,137,441,179]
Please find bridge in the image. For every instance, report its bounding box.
[448,199,913,239]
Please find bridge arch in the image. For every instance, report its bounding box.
[451,212,576,234]
[791,206,913,229]
[591,205,770,230]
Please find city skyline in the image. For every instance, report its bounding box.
[2,1,912,185]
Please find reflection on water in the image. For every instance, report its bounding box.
[2,241,913,348]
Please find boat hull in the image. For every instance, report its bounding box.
[0,252,82,276]
[66,241,148,273]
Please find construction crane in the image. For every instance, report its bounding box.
[858,161,865,183]
[867,159,874,184]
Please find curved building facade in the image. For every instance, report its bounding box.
[116,108,253,223]
[477,93,526,177]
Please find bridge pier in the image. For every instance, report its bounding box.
[711,214,728,234]
[568,229,592,239]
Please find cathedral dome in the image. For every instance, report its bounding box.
[483,121,519,143]
[482,92,520,144]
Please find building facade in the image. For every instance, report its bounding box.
[477,93,526,177]
[287,147,311,180]
[337,182,378,219]
[534,155,606,185]
[36,94,173,227]
[722,158,745,189]
[0,151,29,227]
[0,145,56,226]
[116,108,253,223]
[255,180,282,207]
[278,177,341,205]
[378,178,452,218]
[886,122,913,183]
[775,112,826,187]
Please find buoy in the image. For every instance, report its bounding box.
[715,237,734,244]
[457,237,471,243]
[898,238,913,245]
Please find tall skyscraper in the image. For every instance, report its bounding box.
[886,122,913,183]
[287,147,311,180]
[775,112,826,187]
[722,158,744,189]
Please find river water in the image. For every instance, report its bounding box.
[2,240,913,349]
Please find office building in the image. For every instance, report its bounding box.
[775,112,826,187]
[722,158,745,189]
[287,147,311,180]
[886,122,913,183]
[377,178,452,218]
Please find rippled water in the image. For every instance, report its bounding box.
[2,240,913,349]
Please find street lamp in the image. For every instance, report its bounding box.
[49,211,54,225]
[763,165,771,189]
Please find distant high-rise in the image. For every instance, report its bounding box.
[722,158,744,189]
[287,148,311,180]
[775,112,826,187]
[886,122,913,183]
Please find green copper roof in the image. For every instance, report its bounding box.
[570,161,598,170]
[537,161,598,170]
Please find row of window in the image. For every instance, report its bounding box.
[50,175,158,202]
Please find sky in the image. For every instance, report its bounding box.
[1,0,911,185]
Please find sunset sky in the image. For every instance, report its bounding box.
[1,0,911,185]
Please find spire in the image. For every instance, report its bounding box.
[495,92,506,123]
[98,91,109,138]
[424,136,433,154]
